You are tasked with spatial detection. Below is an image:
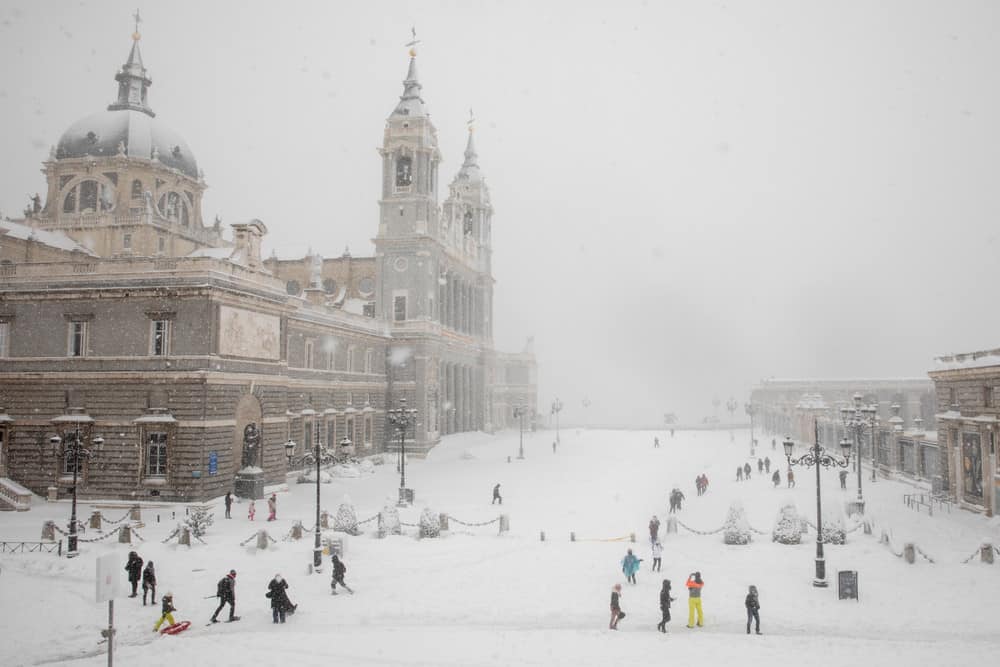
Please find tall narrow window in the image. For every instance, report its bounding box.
[364,415,373,447]
[131,179,143,198]
[394,295,407,322]
[364,349,373,374]
[68,321,87,357]
[0,321,9,357]
[326,419,336,450]
[150,320,170,356]
[123,233,132,250]
[303,417,313,454]
[396,156,413,187]
[347,347,355,373]
[145,431,168,476]
[346,416,355,444]
[158,237,166,254]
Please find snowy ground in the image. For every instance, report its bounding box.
[2,428,999,666]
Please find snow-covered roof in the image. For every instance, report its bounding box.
[0,219,98,256]
[186,246,236,260]
[932,349,1000,372]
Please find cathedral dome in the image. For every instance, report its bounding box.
[56,109,199,179]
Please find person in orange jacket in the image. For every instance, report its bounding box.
[685,571,704,628]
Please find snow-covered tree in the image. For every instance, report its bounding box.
[378,503,401,538]
[821,517,846,545]
[184,506,214,538]
[419,507,440,538]
[333,501,361,535]
[772,502,801,544]
[723,501,752,545]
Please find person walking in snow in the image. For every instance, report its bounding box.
[764,456,771,473]
[651,542,663,572]
[771,437,776,450]
[757,458,764,474]
[224,491,233,519]
[656,579,675,633]
[248,499,256,521]
[622,548,642,584]
[744,462,752,480]
[701,474,709,494]
[736,466,743,482]
[745,584,761,634]
[331,553,353,594]
[153,592,177,632]
[654,436,660,448]
[125,551,143,598]
[141,561,157,606]
[648,515,660,544]
[267,494,277,521]
[839,469,848,489]
[685,571,705,628]
[492,483,502,505]
[772,469,781,487]
[267,574,295,623]
[609,583,625,630]
[787,468,795,488]
[673,488,686,511]
[210,569,238,623]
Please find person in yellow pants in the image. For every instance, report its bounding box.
[153,592,176,631]
[686,572,704,627]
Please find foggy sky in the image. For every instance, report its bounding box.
[1,1,998,425]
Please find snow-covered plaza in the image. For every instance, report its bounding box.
[2,428,999,666]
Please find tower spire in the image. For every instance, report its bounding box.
[108,10,155,117]
[392,27,427,118]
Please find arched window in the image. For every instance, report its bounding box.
[157,191,188,225]
[63,187,76,213]
[463,209,474,235]
[396,156,412,187]
[62,179,115,214]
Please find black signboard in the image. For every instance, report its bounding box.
[838,570,859,601]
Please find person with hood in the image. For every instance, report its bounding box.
[267,574,294,623]
[651,542,663,572]
[656,579,675,633]
[125,551,143,598]
[621,548,642,585]
[267,494,277,521]
[685,571,704,628]
[331,553,353,594]
[772,469,781,487]
[153,592,177,632]
[609,583,624,630]
[648,516,660,544]
[141,561,157,606]
[210,569,238,623]
[745,584,761,634]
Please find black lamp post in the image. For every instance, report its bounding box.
[550,398,563,444]
[285,435,333,572]
[51,408,104,558]
[783,418,851,587]
[840,393,878,513]
[387,398,417,506]
[745,402,756,456]
[513,406,527,459]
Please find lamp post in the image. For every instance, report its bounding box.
[745,402,756,456]
[784,419,851,587]
[285,436,333,572]
[513,406,526,459]
[550,398,563,444]
[839,393,878,513]
[50,408,104,558]
[387,398,418,506]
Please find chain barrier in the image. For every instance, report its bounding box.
[267,533,277,544]
[101,509,135,525]
[77,526,123,543]
[446,515,500,527]
[50,522,85,537]
[915,545,935,563]
[675,520,725,535]
[160,528,180,544]
[130,528,146,542]
[747,525,769,536]
[239,533,258,547]
[961,548,980,564]
[844,521,865,534]
[399,521,418,527]
[357,514,379,525]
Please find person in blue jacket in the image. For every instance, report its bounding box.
[621,548,642,585]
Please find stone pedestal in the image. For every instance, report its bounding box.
[666,516,678,534]
[903,542,915,564]
[46,487,58,502]
[41,521,56,541]
[438,513,449,532]
[89,511,102,530]
[235,468,265,500]
[129,505,141,521]
[981,542,995,564]
[320,510,330,529]
[291,521,303,540]
[256,530,269,550]
[118,525,132,544]
[845,500,865,517]
[178,526,191,546]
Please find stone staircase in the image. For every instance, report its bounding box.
[0,477,32,511]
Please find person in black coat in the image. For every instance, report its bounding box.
[745,584,761,634]
[224,491,233,519]
[656,579,675,633]
[331,554,352,594]
[141,561,157,605]
[210,569,238,623]
[125,551,143,597]
[267,574,295,623]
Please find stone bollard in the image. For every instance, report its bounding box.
[903,542,915,564]
[256,530,269,550]
[41,520,56,541]
[540,531,546,541]
[982,542,995,564]
[666,516,678,534]
[629,532,636,543]
[880,530,889,545]
[291,521,303,540]
[46,486,58,502]
[499,515,510,534]
[119,525,132,544]
[439,513,449,532]
[89,511,102,530]
[130,505,141,522]
[570,531,576,542]
[320,510,330,529]
[178,526,191,546]
[863,520,872,536]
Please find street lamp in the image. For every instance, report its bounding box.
[839,393,878,514]
[387,398,418,506]
[745,402,756,456]
[513,406,527,459]
[550,398,563,444]
[285,435,334,572]
[783,419,851,588]
[50,408,104,558]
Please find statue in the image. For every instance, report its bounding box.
[241,422,261,469]
[30,193,41,214]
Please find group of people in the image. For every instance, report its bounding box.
[694,474,709,496]
[736,462,753,481]
[610,570,762,635]
[669,488,686,512]
[223,490,278,521]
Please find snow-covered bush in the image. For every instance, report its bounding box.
[333,501,361,535]
[821,517,846,545]
[331,463,361,478]
[184,506,214,538]
[419,507,440,538]
[723,501,752,545]
[359,459,375,474]
[772,502,801,544]
[378,504,401,538]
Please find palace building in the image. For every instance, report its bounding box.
[0,26,536,505]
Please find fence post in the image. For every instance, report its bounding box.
[439,513,449,532]
[320,510,330,529]
[903,543,915,564]
[58,539,62,556]
[118,525,131,544]
[982,542,995,564]
[256,530,269,550]
[178,526,191,546]
[629,532,636,543]
[130,505,141,522]
[291,521,303,540]
[89,511,102,530]
[570,531,576,542]
[540,531,546,542]
[499,515,509,534]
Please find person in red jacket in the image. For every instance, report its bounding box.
[685,571,704,628]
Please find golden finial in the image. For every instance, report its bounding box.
[405,26,421,57]
[132,8,142,41]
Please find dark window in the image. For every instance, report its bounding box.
[394,295,407,321]
[0,321,9,357]
[985,387,993,408]
[463,210,474,235]
[322,278,337,294]
[396,156,413,187]
[303,419,313,452]
[286,280,301,296]
[63,186,76,213]
[79,180,99,212]
[62,449,84,475]
[146,432,168,476]
[123,233,132,249]
[363,303,375,318]
[151,320,170,356]
[326,419,336,449]
[68,321,87,357]
[131,179,143,198]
